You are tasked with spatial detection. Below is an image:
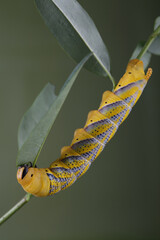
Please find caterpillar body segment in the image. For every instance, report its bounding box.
[17,59,152,197]
[59,146,91,179]
[98,91,131,127]
[84,110,118,145]
[71,128,104,162]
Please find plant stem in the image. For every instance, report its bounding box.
[137,25,160,59]
[0,193,31,226]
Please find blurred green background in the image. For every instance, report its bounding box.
[0,0,160,239]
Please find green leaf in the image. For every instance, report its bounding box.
[148,16,160,55]
[154,16,160,30]
[35,0,110,78]
[16,53,91,167]
[18,83,57,150]
[148,37,160,55]
[130,42,151,70]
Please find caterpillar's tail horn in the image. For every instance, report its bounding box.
[145,68,152,81]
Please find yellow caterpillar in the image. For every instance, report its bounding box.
[17,59,152,197]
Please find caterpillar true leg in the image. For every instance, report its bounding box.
[17,59,152,197]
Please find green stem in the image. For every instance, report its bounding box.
[137,25,160,59]
[0,193,31,226]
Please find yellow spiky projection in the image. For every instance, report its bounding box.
[17,59,152,197]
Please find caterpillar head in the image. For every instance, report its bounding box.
[17,165,50,197]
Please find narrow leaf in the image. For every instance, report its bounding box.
[18,83,57,149]
[35,0,110,77]
[131,42,151,70]
[148,37,160,55]
[148,16,160,55]
[16,53,91,167]
[154,16,160,31]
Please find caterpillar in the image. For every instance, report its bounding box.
[17,59,152,197]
